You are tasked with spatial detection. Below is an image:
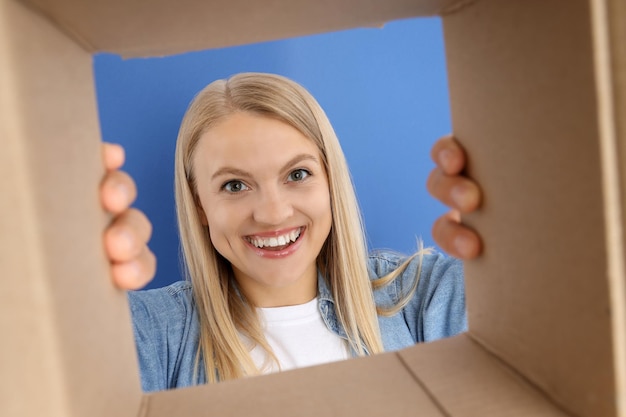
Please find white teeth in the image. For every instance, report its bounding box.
[249,228,301,248]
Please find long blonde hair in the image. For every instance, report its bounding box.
[174,72,422,382]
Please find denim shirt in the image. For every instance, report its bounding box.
[128,250,466,392]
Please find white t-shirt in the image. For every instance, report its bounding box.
[248,298,351,373]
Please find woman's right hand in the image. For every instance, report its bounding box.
[101,143,156,290]
[427,135,482,260]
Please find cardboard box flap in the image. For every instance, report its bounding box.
[141,335,571,417]
[20,0,470,57]
[593,0,626,412]
[1,1,142,416]
[443,0,624,415]
[398,335,569,417]
[141,351,445,417]
[3,0,626,416]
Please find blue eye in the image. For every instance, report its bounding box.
[222,180,249,193]
[288,169,310,182]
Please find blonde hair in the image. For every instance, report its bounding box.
[174,72,422,382]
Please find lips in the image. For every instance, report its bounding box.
[245,227,303,251]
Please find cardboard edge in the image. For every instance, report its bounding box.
[398,334,572,417]
[15,0,95,51]
[137,394,151,417]
[110,20,401,59]
[590,0,626,415]
[394,349,450,414]
[438,0,478,16]
[19,0,470,58]
[135,335,574,417]
[462,333,574,416]
[139,351,446,417]
[109,12,445,59]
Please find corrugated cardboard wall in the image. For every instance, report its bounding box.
[592,0,626,413]
[2,0,625,416]
[444,0,615,415]
[21,0,461,56]
[0,0,142,416]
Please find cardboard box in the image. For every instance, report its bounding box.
[1,0,624,416]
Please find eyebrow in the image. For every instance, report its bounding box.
[210,153,321,181]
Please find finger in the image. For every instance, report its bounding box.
[100,170,138,214]
[104,208,153,262]
[427,167,481,213]
[102,143,125,171]
[430,135,466,175]
[448,209,461,223]
[111,246,157,290]
[432,212,482,259]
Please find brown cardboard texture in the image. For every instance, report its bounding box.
[0,0,624,416]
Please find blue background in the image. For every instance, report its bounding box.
[94,16,450,289]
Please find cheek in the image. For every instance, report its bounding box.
[199,199,234,247]
[323,195,333,223]
[205,209,236,261]
[206,207,230,233]
[311,187,333,231]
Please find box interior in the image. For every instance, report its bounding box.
[1,0,624,416]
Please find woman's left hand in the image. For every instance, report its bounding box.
[427,135,482,259]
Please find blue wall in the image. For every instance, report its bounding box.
[94,17,450,289]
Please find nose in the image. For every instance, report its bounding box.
[252,187,294,226]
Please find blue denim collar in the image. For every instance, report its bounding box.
[316,271,348,340]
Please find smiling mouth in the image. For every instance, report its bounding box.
[245,228,303,251]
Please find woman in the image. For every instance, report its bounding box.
[101,73,482,391]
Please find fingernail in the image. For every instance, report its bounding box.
[454,235,472,258]
[117,182,131,203]
[117,262,141,288]
[111,182,131,210]
[115,229,134,253]
[440,148,454,169]
[451,184,466,208]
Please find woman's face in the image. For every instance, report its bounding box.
[192,112,332,307]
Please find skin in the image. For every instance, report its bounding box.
[426,135,482,259]
[101,143,155,290]
[192,113,333,307]
[101,135,482,290]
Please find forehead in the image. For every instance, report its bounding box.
[193,112,323,173]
